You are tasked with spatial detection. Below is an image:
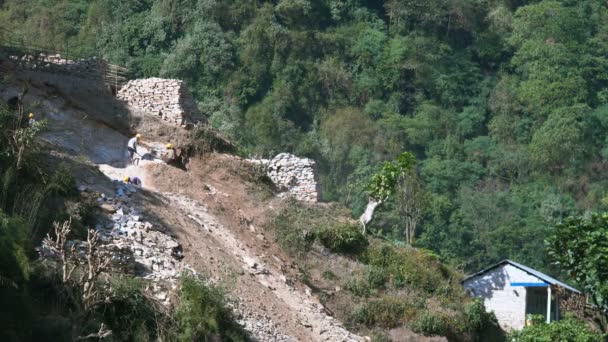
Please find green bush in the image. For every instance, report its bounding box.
[97,278,163,341]
[0,212,29,285]
[345,277,372,297]
[0,212,33,340]
[317,223,368,254]
[507,316,604,342]
[350,297,406,328]
[371,330,392,342]
[268,199,320,257]
[365,266,388,289]
[173,275,247,341]
[463,299,497,334]
[410,310,449,337]
[363,243,462,296]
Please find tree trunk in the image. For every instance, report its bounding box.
[405,216,417,245]
[359,198,382,233]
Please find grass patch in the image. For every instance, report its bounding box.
[350,297,406,328]
[322,270,337,280]
[410,310,449,336]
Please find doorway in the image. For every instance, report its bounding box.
[526,287,557,322]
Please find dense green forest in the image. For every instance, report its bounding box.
[2,0,608,275]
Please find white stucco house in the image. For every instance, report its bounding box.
[462,260,581,331]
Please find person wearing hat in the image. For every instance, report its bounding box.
[123,176,142,187]
[127,134,141,164]
[162,142,177,163]
[28,113,36,126]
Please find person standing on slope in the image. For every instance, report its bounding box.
[127,134,141,165]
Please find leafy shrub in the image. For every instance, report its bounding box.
[410,310,449,336]
[173,275,246,341]
[268,199,354,257]
[463,298,498,334]
[0,212,29,285]
[345,277,372,297]
[317,223,368,254]
[365,266,388,289]
[362,242,464,297]
[370,330,392,342]
[97,277,163,341]
[350,297,406,328]
[507,316,604,342]
[269,199,316,257]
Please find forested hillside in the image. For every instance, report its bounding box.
[3,0,608,274]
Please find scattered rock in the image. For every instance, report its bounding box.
[100,203,117,213]
[243,256,257,269]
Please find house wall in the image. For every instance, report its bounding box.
[463,264,545,331]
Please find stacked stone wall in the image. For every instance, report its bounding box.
[267,153,319,202]
[116,78,202,126]
[9,53,103,78]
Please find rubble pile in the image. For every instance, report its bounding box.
[116,78,201,126]
[39,181,192,305]
[232,303,297,342]
[267,153,319,202]
[95,180,189,289]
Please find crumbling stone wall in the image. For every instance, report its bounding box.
[8,53,107,79]
[117,78,202,126]
[267,153,319,202]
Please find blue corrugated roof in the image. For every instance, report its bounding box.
[462,259,580,294]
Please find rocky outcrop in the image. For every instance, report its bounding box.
[116,78,202,126]
[267,153,319,202]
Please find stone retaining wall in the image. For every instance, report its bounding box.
[117,78,202,126]
[267,153,319,202]
[8,53,105,79]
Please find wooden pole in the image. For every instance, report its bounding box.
[546,286,552,323]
